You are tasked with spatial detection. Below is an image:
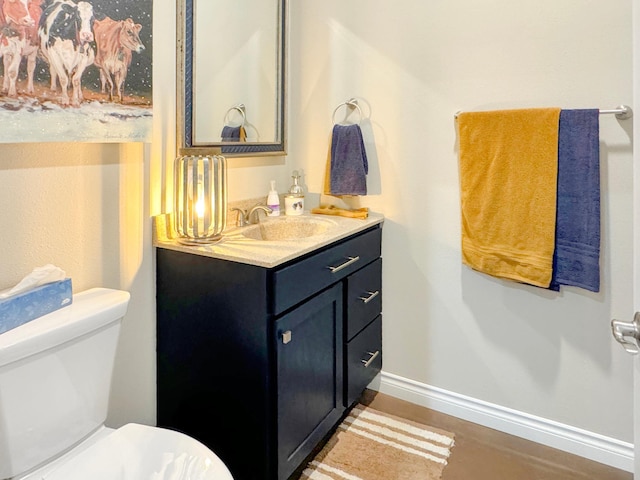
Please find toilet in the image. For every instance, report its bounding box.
[0,288,234,480]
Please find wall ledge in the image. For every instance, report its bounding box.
[371,371,633,472]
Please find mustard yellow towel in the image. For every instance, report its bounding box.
[323,136,332,195]
[457,108,561,288]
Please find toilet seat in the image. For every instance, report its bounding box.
[32,424,234,480]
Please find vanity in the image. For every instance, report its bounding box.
[165,1,382,477]
[155,213,383,480]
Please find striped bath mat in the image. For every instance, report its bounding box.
[299,404,455,480]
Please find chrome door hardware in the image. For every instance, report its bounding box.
[361,350,380,368]
[327,256,360,274]
[359,290,380,304]
[611,313,640,355]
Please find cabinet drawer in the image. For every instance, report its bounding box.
[347,258,382,341]
[345,315,382,407]
[272,227,382,315]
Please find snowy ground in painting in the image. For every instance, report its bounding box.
[0,97,152,143]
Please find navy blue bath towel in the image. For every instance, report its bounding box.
[330,124,368,195]
[550,109,601,292]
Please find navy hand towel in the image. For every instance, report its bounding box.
[221,125,245,142]
[330,124,368,196]
[550,109,600,292]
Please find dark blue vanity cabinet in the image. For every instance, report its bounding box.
[156,224,382,480]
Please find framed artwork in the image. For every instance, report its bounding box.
[0,0,152,143]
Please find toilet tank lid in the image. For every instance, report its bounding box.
[0,288,130,368]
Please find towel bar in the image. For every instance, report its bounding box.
[599,105,633,120]
[454,105,633,120]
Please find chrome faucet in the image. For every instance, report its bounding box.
[231,204,273,227]
[247,204,273,224]
[231,208,249,227]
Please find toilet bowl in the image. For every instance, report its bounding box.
[21,424,234,480]
[0,288,233,480]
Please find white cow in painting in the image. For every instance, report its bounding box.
[38,0,94,106]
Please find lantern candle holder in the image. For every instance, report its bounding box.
[174,155,227,245]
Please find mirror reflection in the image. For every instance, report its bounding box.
[178,0,286,157]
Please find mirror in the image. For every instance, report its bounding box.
[177,0,287,157]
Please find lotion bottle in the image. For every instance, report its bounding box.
[267,180,280,216]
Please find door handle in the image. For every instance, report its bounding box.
[611,313,640,355]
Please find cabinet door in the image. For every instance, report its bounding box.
[275,284,344,480]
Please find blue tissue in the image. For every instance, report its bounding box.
[0,279,73,334]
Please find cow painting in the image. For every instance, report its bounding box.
[93,16,144,103]
[38,0,95,106]
[0,0,152,143]
[0,0,42,97]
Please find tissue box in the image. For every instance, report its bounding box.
[0,279,73,334]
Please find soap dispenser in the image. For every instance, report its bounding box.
[266,180,280,216]
[284,171,304,216]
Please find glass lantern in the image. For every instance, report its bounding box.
[174,155,227,245]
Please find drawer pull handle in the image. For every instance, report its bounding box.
[361,350,380,368]
[282,330,292,344]
[327,256,360,273]
[359,290,380,304]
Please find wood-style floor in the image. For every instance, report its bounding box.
[360,390,632,480]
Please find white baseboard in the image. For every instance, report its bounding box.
[370,371,633,472]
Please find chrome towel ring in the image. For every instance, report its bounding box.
[223,104,246,127]
[332,98,363,125]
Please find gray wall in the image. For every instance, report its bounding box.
[287,0,634,441]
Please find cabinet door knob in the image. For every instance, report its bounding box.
[327,256,360,273]
[282,330,292,344]
[359,290,380,304]
[361,350,380,368]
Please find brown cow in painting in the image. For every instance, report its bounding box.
[93,16,144,103]
[0,0,42,97]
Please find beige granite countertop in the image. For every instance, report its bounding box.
[153,212,384,268]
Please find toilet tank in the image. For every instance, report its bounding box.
[0,288,130,479]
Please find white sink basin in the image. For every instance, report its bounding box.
[241,216,337,241]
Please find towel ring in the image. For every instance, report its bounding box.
[223,104,246,127]
[332,98,363,125]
